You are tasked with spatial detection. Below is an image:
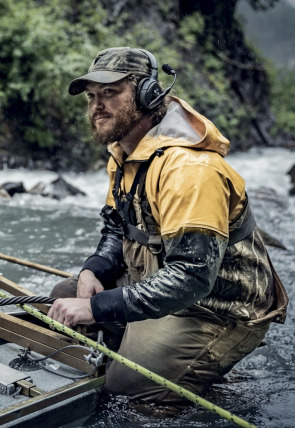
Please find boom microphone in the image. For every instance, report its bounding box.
[148,64,177,109]
[162,64,176,76]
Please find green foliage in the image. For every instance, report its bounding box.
[0,0,110,167]
[0,0,292,170]
[178,12,205,46]
[270,67,295,136]
[176,9,253,147]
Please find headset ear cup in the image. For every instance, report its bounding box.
[137,78,162,110]
[136,78,149,110]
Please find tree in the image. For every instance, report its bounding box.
[0,0,292,170]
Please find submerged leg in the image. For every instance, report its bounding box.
[105,311,270,414]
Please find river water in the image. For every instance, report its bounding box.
[0,147,294,428]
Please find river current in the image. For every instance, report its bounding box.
[0,147,294,427]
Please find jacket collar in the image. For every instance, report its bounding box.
[108,97,230,165]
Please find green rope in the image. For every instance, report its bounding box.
[0,290,257,428]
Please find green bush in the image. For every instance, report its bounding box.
[270,68,295,136]
[0,0,292,170]
[0,0,110,167]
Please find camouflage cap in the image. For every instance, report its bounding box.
[69,47,153,95]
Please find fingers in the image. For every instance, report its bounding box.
[47,298,95,328]
[48,299,76,328]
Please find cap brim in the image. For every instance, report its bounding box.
[68,71,129,95]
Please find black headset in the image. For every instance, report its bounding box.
[137,49,177,111]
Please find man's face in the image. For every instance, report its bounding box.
[85,79,143,145]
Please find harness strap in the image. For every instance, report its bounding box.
[228,196,256,246]
[112,149,166,250]
[113,149,166,218]
[114,149,256,249]
[123,162,150,217]
[124,224,162,247]
[113,166,123,211]
[125,224,149,246]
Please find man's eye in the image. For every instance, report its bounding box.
[104,88,114,95]
[86,93,94,101]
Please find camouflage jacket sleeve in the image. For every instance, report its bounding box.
[81,220,125,289]
[90,230,228,323]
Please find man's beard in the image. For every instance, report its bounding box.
[88,99,144,145]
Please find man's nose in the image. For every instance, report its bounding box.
[93,95,104,110]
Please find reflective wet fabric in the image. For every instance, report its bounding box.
[103,98,285,325]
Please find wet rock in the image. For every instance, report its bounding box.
[258,228,287,250]
[287,164,295,184]
[28,182,47,196]
[0,188,11,200]
[0,181,26,196]
[28,176,86,200]
[287,165,295,196]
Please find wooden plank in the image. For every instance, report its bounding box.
[0,312,72,345]
[0,327,95,374]
[0,376,105,425]
[0,276,87,334]
[0,276,50,314]
[0,313,104,375]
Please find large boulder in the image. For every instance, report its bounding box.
[0,181,26,196]
[0,188,11,200]
[29,176,86,200]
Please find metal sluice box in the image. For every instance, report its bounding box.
[0,328,105,427]
[0,363,33,396]
[0,276,106,427]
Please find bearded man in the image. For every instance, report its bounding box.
[48,47,287,414]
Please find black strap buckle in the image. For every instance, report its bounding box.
[100,205,123,227]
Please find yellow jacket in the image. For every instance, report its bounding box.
[106,97,246,239]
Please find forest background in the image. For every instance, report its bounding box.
[0,0,294,171]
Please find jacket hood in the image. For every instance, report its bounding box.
[108,97,230,163]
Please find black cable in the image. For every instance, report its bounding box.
[42,362,98,380]
[0,295,56,306]
[22,345,102,380]
[26,344,93,362]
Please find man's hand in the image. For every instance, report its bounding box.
[77,269,104,298]
[47,298,95,328]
